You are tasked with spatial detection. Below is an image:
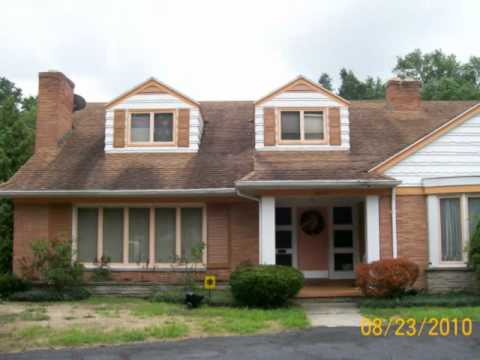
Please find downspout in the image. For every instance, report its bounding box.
[391,187,398,258]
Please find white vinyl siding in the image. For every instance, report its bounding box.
[386,114,480,186]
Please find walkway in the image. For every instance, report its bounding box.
[299,301,362,327]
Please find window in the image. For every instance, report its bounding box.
[440,198,462,262]
[75,206,204,266]
[279,110,325,143]
[129,111,175,144]
[77,208,98,262]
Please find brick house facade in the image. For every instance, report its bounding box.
[2,72,480,292]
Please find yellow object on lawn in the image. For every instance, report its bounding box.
[204,275,216,290]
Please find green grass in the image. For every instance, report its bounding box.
[359,292,480,308]
[12,321,189,348]
[19,307,49,321]
[361,306,480,321]
[0,313,18,324]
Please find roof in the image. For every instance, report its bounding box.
[0,99,476,193]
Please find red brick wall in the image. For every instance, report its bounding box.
[379,194,393,259]
[396,195,428,288]
[13,200,259,282]
[36,72,75,155]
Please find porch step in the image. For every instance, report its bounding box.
[297,285,363,299]
[298,301,362,327]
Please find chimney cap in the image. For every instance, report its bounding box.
[387,77,422,86]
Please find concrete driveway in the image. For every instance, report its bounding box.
[1,326,478,360]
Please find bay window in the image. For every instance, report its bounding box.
[74,205,205,267]
[279,109,326,143]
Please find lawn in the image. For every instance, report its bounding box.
[0,296,308,353]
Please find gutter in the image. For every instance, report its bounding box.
[235,179,401,190]
[0,188,237,198]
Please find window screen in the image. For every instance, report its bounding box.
[304,111,324,140]
[155,208,176,262]
[281,111,301,140]
[181,208,203,261]
[103,208,124,263]
[131,113,150,142]
[154,113,173,142]
[129,208,150,263]
[77,208,98,262]
[440,198,462,261]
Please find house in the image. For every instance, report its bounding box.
[1,71,479,293]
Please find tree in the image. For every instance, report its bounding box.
[0,77,35,273]
[338,68,385,100]
[318,73,333,91]
[394,49,480,100]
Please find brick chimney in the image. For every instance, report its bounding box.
[36,71,75,155]
[385,77,422,111]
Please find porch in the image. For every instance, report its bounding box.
[257,194,385,296]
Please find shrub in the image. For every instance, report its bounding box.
[229,265,304,308]
[0,273,30,298]
[22,238,84,290]
[91,256,112,282]
[9,287,90,302]
[468,216,480,279]
[356,258,419,298]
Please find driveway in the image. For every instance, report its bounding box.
[1,326,478,360]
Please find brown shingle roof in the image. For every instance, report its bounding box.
[244,100,477,182]
[1,100,477,191]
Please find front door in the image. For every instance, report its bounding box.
[275,207,295,266]
[330,206,356,279]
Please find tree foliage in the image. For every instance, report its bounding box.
[338,68,385,100]
[318,73,333,91]
[394,49,480,100]
[0,77,35,274]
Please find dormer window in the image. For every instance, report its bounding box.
[128,110,176,146]
[279,109,327,144]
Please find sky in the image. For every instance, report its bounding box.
[1,0,480,102]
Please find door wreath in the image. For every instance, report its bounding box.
[300,210,325,236]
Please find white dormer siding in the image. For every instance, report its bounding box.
[385,113,480,186]
[105,93,203,153]
[255,91,350,151]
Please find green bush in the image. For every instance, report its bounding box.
[23,238,84,290]
[468,216,480,278]
[229,265,304,308]
[360,292,480,308]
[0,273,30,298]
[9,287,90,302]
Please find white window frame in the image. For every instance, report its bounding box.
[277,108,329,145]
[429,194,477,268]
[127,109,177,146]
[72,203,207,270]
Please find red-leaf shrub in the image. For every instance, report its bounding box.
[356,258,419,298]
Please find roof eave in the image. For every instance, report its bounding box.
[235,179,401,190]
[0,188,236,198]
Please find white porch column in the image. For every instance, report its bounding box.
[427,195,440,267]
[365,195,380,262]
[259,196,276,265]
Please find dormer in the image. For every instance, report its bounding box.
[254,75,350,151]
[104,78,203,153]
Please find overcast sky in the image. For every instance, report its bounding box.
[1,0,480,102]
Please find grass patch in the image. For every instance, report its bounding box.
[361,306,480,321]
[152,288,235,307]
[19,307,49,321]
[13,322,189,348]
[0,313,18,324]
[359,292,480,308]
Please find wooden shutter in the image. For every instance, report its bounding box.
[113,110,126,148]
[263,107,276,146]
[329,107,341,145]
[178,109,190,147]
